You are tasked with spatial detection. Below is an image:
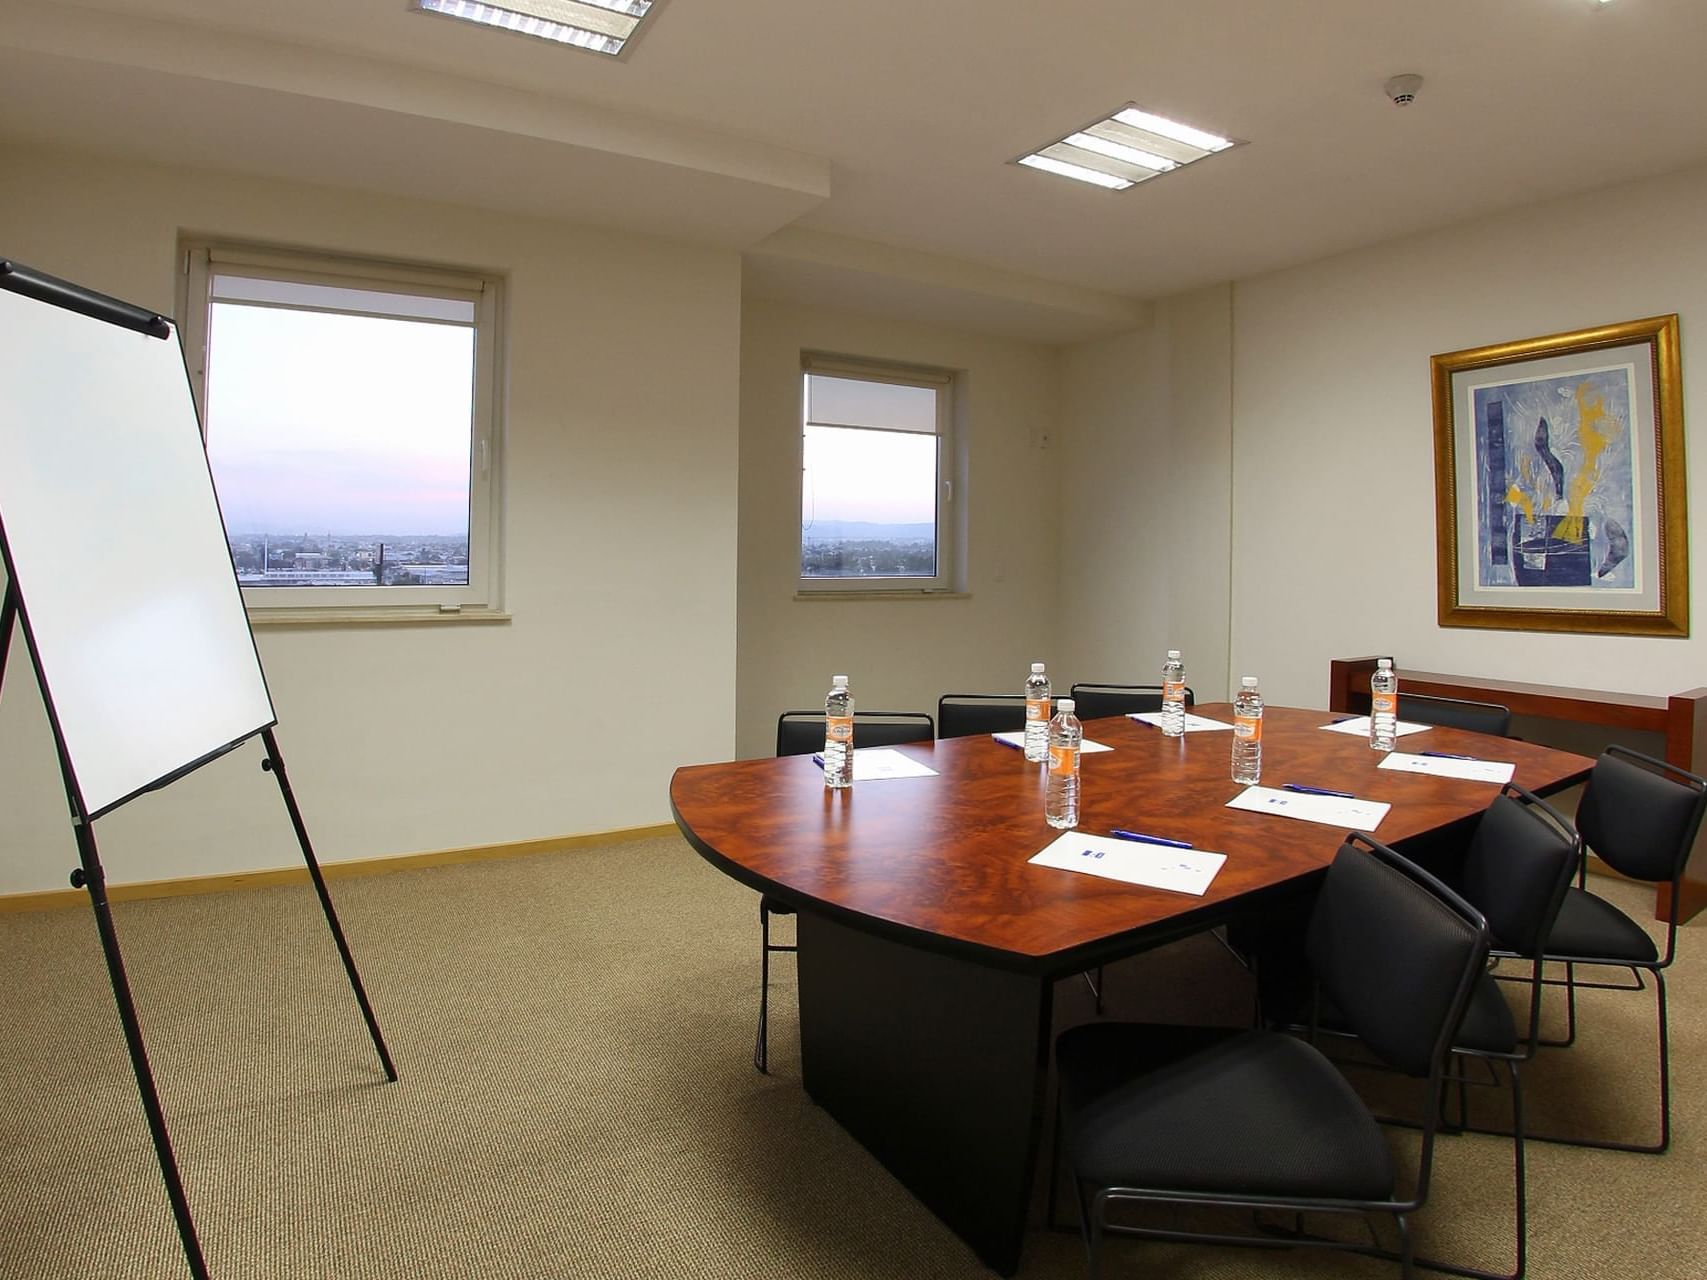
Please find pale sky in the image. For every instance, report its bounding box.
[204,303,474,535]
[801,425,938,526]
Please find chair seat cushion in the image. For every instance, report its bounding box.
[1056,1022,1395,1202]
[1454,972,1519,1055]
[1545,887,1659,964]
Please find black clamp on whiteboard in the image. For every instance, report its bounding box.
[0,259,171,339]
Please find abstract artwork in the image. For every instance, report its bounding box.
[1431,316,1687,636]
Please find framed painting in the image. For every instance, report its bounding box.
[1431,315,1687,636]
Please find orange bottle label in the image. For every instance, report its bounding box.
[1026,697,1049,722]
[826,716,853,744]
[1048,744,1078,776]
[1234,714,1261,742]
[1372,692,1396,717]
[1163,678,1185,700]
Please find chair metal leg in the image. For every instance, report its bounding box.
[753,901,771,1074]
[1526,968,1669,1154]
[1417,1058,1527,1280]
[1046,1106,1065,1230]
[1533,959,1580,1048]
[1080,965,1105,1014]
[1083,1187,1106,1280]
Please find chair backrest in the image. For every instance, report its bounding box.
[1068,682,1197,720]
[1306,834,1489,1079]
[1576,744,1707,886]
[1398,692,1512,738]
[936,693,1031,739]
[1459,783,1580,958]
[775,710,935,757]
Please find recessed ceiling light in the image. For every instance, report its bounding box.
[1016,103,1239,191]
[1017,155,1134,190]
[410,0,658,58]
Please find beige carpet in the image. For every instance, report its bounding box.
[0,835,1699,1279]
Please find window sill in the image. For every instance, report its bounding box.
[794,589,970,602]
[248,607,512,628]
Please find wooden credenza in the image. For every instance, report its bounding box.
[1328,656,1707,922]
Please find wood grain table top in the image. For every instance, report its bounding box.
[670,705,1594,975]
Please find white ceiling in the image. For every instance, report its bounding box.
[4,0,1706,342]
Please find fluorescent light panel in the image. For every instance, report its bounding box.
[1018,102,1237,191]
[411,0,655,57]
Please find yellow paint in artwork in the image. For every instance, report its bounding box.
[1555,382,1613,544]
[1506,483,1535,522]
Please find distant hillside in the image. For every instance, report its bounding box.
[801,520,934,542]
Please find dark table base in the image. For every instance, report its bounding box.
[797,911,1053,1276]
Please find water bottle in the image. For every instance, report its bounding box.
[823,675,853,789]
[1370,658,1398,752]
[1024,662,1052,762]
[1045,698,1082,829]
[1231,676,1263,784]
[1161,650,1187,736]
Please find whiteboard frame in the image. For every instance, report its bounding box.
[0,263,277,821]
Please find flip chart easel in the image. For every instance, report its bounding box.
[0,259,395,1280]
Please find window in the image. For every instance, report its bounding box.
[799,355,956,592]
[179,243,503,621]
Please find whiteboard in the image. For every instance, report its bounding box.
[0,284,275,819]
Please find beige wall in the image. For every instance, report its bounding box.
[735,298,1061,759]
[0,143,742,895]
[1057,286,1234,703]
[1226,161,1707,709]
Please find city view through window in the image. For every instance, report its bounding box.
[801,372,941,579]
[204,300,476,588]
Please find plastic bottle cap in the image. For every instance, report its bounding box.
[1377,658,1393,668]
[1241,676,1258,688]
[1167,650,1180,660]
[1030,662,1045,673]
[831,675,849,686]
[1058,698,1075,713]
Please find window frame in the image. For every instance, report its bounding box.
[797,353,959,595]
[177,241,506,624]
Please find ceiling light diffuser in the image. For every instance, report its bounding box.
[1017,102,1239,192]
[411,0,657,58]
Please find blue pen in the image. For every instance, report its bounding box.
[1284,783,1354,799]
[1421,751,1476,761]
[1110,829,1193,850]
[992,735,1025,750]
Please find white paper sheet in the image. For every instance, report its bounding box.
[1321,715,1432,738]
[1226,785,1390,830]
[991,731,1113,754]
[812,747,939,780]
[1378,752,1515,784]
[1129,711,1235,732]
[1029,832,1226,896]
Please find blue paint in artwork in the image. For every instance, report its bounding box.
[1472,368,1636,590]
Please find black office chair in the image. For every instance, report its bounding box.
[756,708,935,1073]
[1051,834,1489,1280]
[1316,786,1577,1280]
[1514,744,1707,1152]
[937,692,1032,739]
[1399,693,1513,738]
[1068,682,1196,721]
[775,709,937,757]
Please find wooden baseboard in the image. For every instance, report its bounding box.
[0,823,680,914]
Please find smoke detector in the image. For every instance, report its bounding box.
[1384,74,1423,106]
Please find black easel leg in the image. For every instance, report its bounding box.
[0,583,17,701]
[260,728,397,1082]
[71,822,211,1280]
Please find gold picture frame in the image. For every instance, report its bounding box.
[1431,315,1687,636]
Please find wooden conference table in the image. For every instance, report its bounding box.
[668,705,1593,1275]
